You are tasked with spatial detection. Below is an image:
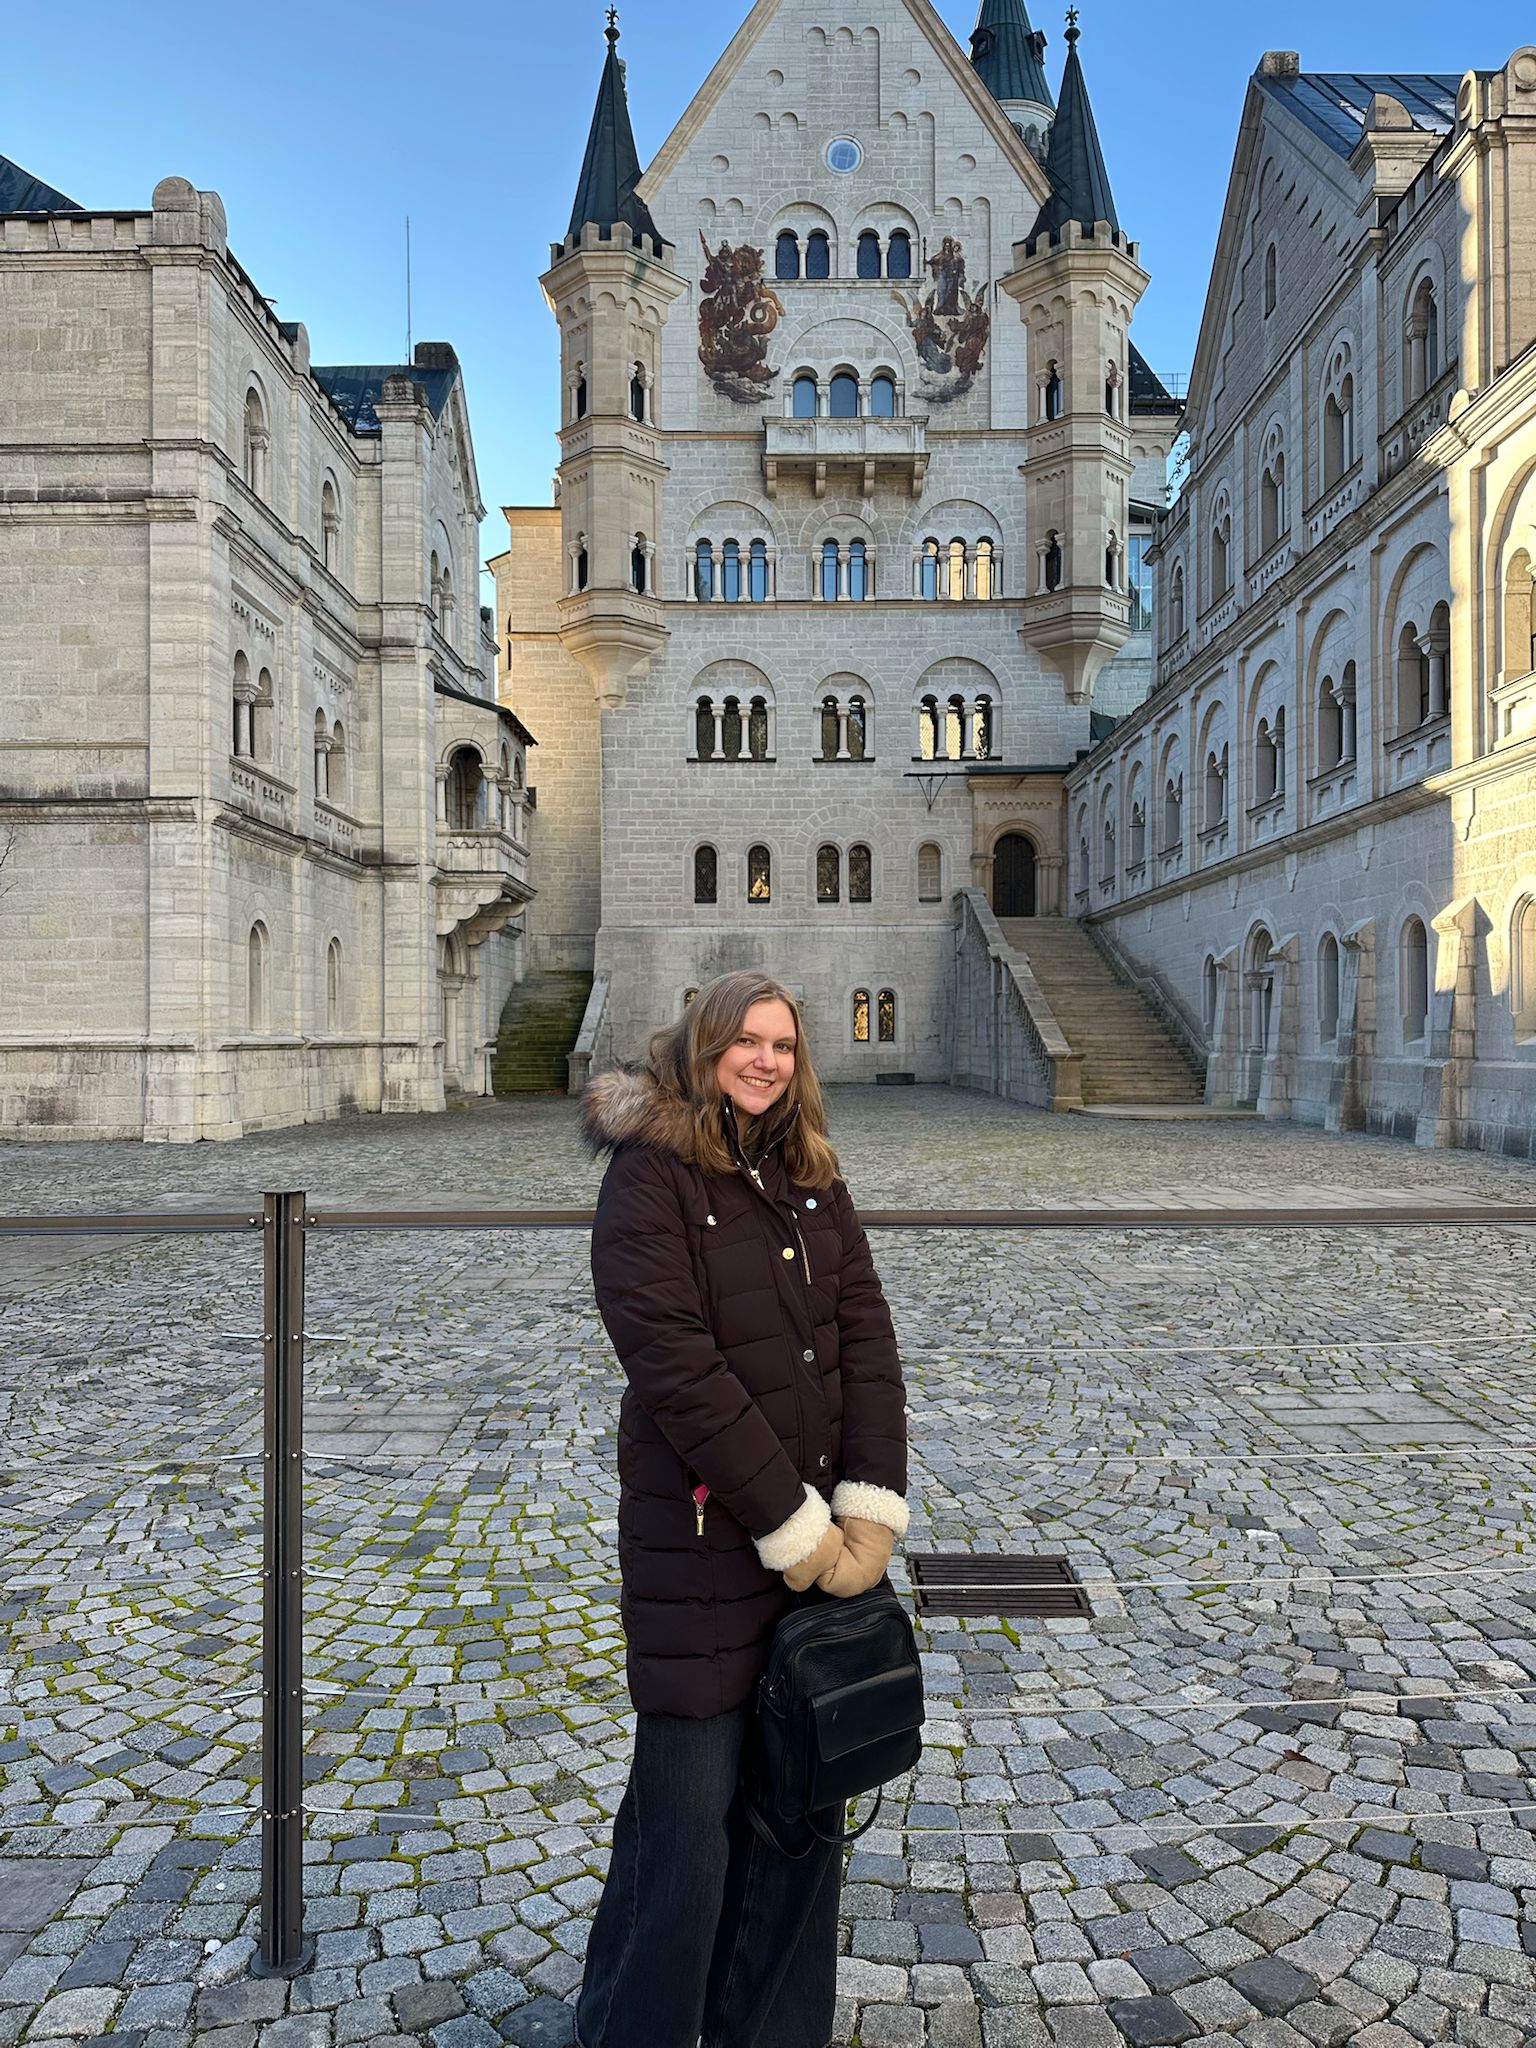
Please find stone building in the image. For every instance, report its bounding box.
[0,157,532,1141]
[493,0,1181,1082]
[1065,50,1536,1153]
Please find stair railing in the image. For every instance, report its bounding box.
[954,890,1083,1112]
[1080,917,1209,1087]
[567,972,611,1094]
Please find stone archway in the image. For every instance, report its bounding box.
[991,833,1038,917]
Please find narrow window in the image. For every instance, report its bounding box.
[947,538,967,601]
[886,229,912,279]
[1044,363,1063,419]
[684,987,699,1006]
[821,696,840,760]
[821,539,840,602]
[1164,776,1182,848]
[314,710,330,800]
[1203,955,1218,1035]
[694,844,718,904]
[849,844,872,903]
[817,844,841,902]
[721,696,743,760]
[775,231,801,280]
[1129,799,1146,865]
[918,696,939,761]
[1402,918,1429,1042]
[748,844,772,903]
[232,650,252,760]
[695,697,715,760]
[748,538,769,603]
[856,230,881,279]
[805,230,831,279]
[1263,243,1277,317]
[1128,534,1152,631]
[975,537,995,601]
[1514,898,1536,1035]
[574,371,588,419]
[848,695,867,760]
[848,538,868,601]
[944,697,964,760]
[972,696,993,759]
[852,989,870,1042]
[920,538,940,601]
[321,479,339,572]
[720,539,742,604]
[330,721,346,806]
[792,373,818,418]
[631,537,648,593]
[630,365,646,421]
[829,372,859,418]
[748,696,769,760]
[326,938,343,1034]
[247,922,270,1033]
[917,842,941,902]
[695,538,715,602]
[576,545,589,592]
[1318,933,1340,1042]
[870,374,896,418]
[1044,532,1063,592]
[1170,563,1186,638]
[877,989,896,1042]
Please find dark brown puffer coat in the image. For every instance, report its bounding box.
[582,1068,908,1717]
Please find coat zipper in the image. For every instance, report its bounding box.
[730,1119,817,1475]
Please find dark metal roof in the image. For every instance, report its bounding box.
[969,0,1053,112]
[1129,342,1182,417]
[311,363,457,436]
[564,19,664,250]
[0,153,81,213]
[1259,71,1460,157]
[1027,21,1119,245]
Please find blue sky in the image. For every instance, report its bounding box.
[7,0,1531,563]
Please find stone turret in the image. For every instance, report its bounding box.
[541,12,685,707]
[1000,11,1148,704]
[969,0,1055,159]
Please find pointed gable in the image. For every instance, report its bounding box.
[565,16,666,249]
[0,153,81,213]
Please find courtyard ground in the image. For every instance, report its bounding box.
[4,1089,1536,2048]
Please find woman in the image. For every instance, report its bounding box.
[574,970,909,2048]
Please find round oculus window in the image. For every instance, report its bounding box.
[825,137,862,173]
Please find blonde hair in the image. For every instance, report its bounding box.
[646,971,840,1189]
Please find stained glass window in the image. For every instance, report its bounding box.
[877,989,896,1042]
[852,989,870,1042]
[817,844,840,902]
[849,844,872,903]
[748,844,771,903]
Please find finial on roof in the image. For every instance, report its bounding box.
[605,6,619,43]
[1026,5,1121,246]
[563,4,666,249]
[1064,6,1079,44]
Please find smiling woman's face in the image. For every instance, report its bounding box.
[714,998,797,1121]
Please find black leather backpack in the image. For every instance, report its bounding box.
[741,1580,925,1859]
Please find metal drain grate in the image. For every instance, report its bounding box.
[907,1553,1092,1619]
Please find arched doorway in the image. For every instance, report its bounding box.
[992,833,1037,917]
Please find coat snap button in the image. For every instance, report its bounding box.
[706,1215,716,1227]
[781,1247,795,1260]
[805,1198,817,1210]
[803,1348,815,1362]
[818,1454,828,1467]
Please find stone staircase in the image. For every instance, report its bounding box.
[492,970,594,1094]
[996,919,1205,1107]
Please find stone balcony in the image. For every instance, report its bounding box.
[762,414,929,499]
[434,824,533,944]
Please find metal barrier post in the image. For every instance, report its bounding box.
[255,1190,314,1978]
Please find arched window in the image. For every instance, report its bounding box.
[975,537,995,601]
[856,230,882,279]
[820,694,840,760]
[917,842,942,902]
[1204,743,1228,827]
[445,746,483,830]
[748,695,769,760]
[1100,811,1116,883]
[720,539,742,604]
[314,710,331,800]
[1504,549,1535,682]
[630,364,647,422]
[1105,533,1120,588]
[684,988,699,1006]
[821,539,840,601]
[849,844,872,903]
[694,844,718,904]
[918,695,940,760]
[631,535,648,594]
[1397,622,1430,732]
[887,230,912,279]
[1323,350,1355,487]
[945,697,965,760]
[1260,427,1286,552]
[1513,898,1536,1036]
[1427,601,1451,718]
[1401,917,1429,1043]
[1129,798,1146,866]
[695,697,715,760]
[1043,361,1063,420]
[852,989,871,1043]
[1318,932,1340,1043]
[573,366,588,419]
[920,538,940,601]
[1246,928,1275,1052]
[870,373,896,418]
[877,989,896,1042]
[1105,361,1120,416]
[1211,501,1232,596]
[320,478,340,572]
[326,937,343,1034]
[721,696,743,760]
[848,538,869,601]
[694,539,715,603]
[829,372,859,418]
[1263,243,1277,318]
[329,721,346,806]
[1405,277,1440,402]
[575,541,589,592]
[848,694,867,759]
[817,844,841,903]
[254,667,274,762]
[1163,775,1183,850]
[747,844,772,903]
[1170,562,1186,639]
[247,921,270,1034]
[232,650,253,760]
[775,231,801,281]
[242,386,269,496]
[804,230,831,279]
[1203,954,1219,1036]
[1254,715,1279,802]
[748,538,769,603]
[1044,531,1063,592]
[972,696,993,759]
[792,373,818,418]
[948,538,967,601]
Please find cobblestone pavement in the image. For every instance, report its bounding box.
[5,1090,1536,2048]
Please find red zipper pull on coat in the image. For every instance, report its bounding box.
[693,1481,710,1537]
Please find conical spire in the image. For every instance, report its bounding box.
[1028,10,1120,244]
[565,9,664,249]
[969,0,1053,114]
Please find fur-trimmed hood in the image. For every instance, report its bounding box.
[579,1063,798,1167]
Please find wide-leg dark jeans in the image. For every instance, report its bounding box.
[575,1706,842,2048]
